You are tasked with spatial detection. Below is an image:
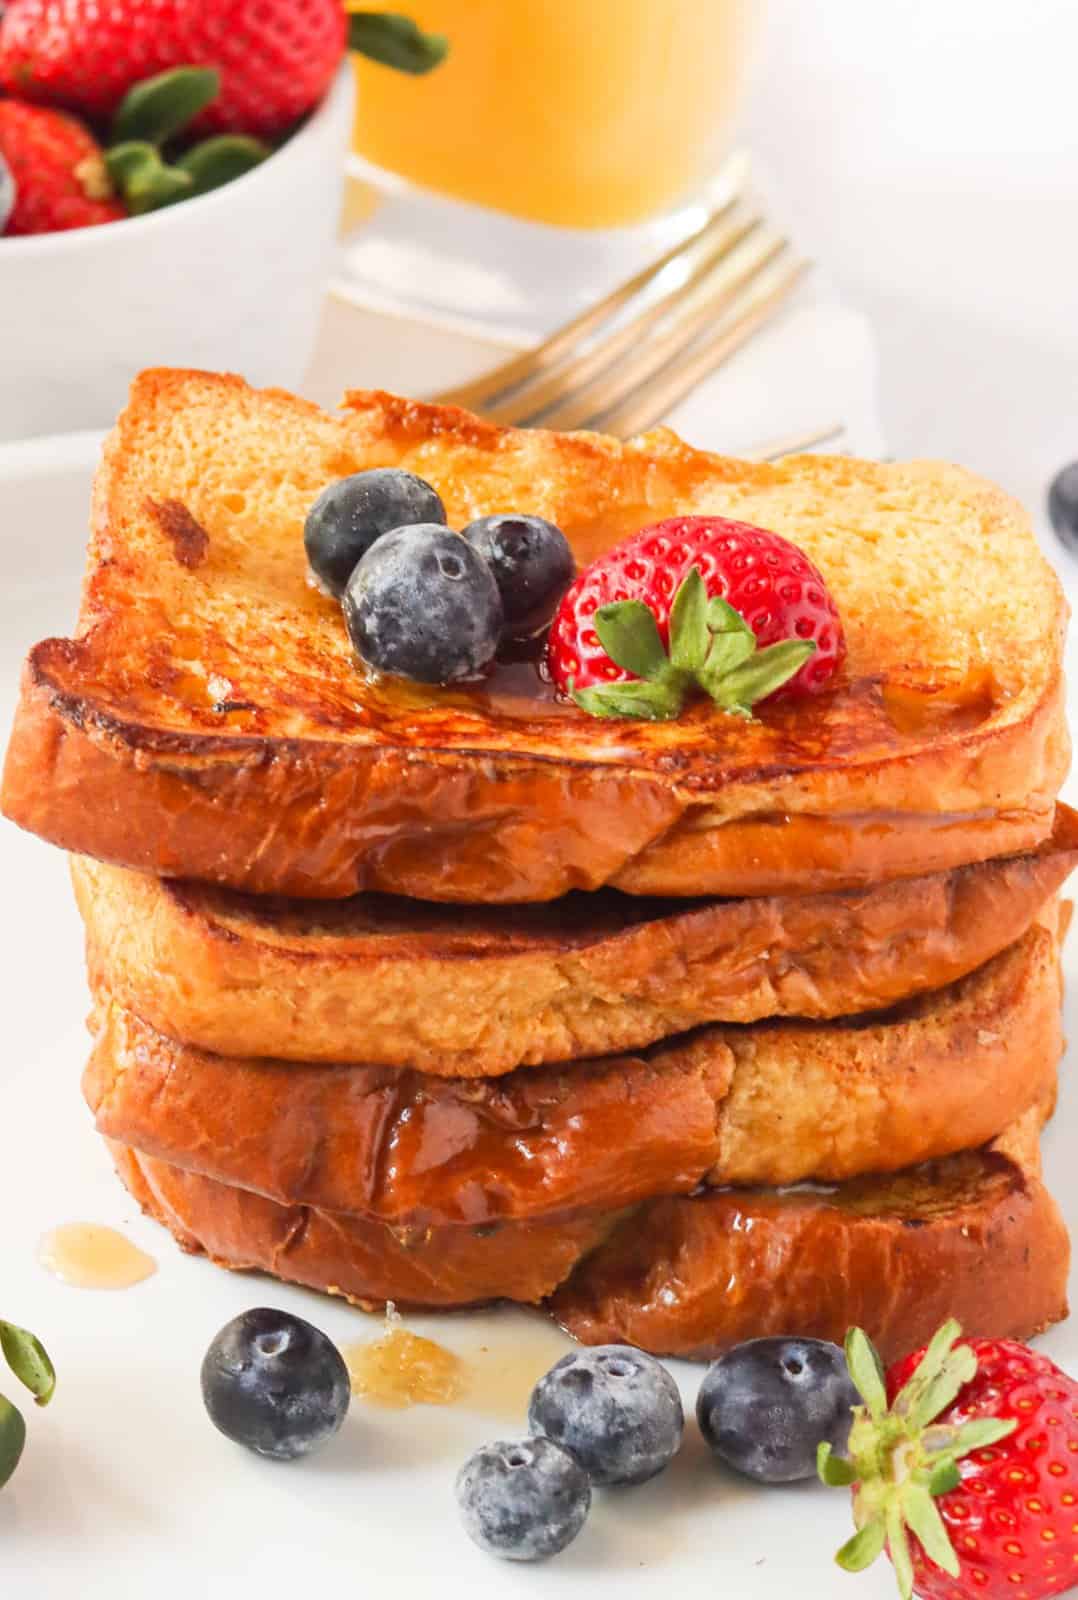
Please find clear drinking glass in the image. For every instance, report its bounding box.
[339,0,760,341]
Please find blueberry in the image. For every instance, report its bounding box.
[201,1308,351,1462]
[455,1436,590,1561]
[1048,461,1078,555]
[462,514,575,638]
[0,153,14,235]
[343,524,503,684]
[696,1337,860,1484]
[528,1345,683,1487]
[305,468,446,597]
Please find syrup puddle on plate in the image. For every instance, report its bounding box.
[38,1223,157,1290]
[463,1320,573,1420]
[344,1317,469,1411]
[343,1308,571,1415]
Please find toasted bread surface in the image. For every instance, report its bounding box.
[550,1107,1070,1364]
[109,1108,1068,1358]
[109,1140,619,1308]
[72,807,1078,1072]
[2,369,1069,901]
[85,924,1062,1225]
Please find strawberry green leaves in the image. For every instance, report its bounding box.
[176,135,269,193]
[570,567,815,722]
[106,142,193,214]
[0,1320,55,1490]
[107,133,269,213]
[833,1518,887,1572]
[843,1325,888,1419]
[591,600,669,681]
[0,1397,26,1490]
[348,13,450,74]
[0,1323,56,1407]
[819,1321,1015,1600]
[104,66,269,215]
[112,67,221,146]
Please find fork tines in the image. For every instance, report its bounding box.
[433,158,809,438]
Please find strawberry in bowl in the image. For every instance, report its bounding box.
[0,101,124,234]
[547,515,846,720]
[0,2,447,437]
[0,1,447,235]
[0,0,348,139]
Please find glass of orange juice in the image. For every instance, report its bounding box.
[340,1,760,340]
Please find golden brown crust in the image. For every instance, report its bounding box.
[88,1009,728,1227]
[7,644,1065,904]
[84,925,1062,1225]
[108,1107,1069,1356]
[109,1141,618,1309]
[549,1109,1070,1364]
[71,808,1078,1072]
[610,793,1065,900]
[1,369,1069,902]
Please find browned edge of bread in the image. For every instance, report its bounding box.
[108,1104,1068,1363]
[550,1105,1070,1365]
[71,804,1078,1072]
[85,920,1063,1226]
[1,368,1069,903]
[8,654,1065,902]
[109,1140,622,1309]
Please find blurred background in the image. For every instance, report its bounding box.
[745,0,1078,533]
[3,0,1075,544]
[324,0,1078,543]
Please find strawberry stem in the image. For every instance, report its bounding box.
[348,13,450,74]
[111,66,221,146]
[572,566,814,722]
[836,1520,886,1572]
[819,1322,1018,1600]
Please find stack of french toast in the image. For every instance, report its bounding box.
[3,368,1075,1362]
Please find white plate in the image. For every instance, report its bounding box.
[0,434,1075,1600]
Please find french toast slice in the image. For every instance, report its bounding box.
[109,1106,1069,1363]
[72,806,1078,1072]
[2,369,1069,903]
[549,1105,1069,1364]
[85,923,1063,1226]
[109,1140,621,1308]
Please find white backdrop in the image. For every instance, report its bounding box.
[744,0,1078,532]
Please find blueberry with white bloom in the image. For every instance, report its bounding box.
[528,1344,684,1486]
[455,1436,590,1561]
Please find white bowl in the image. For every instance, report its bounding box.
[0,62,354,441]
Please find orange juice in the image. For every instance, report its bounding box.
[351,1,756,229]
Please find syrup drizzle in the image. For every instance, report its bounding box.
[344,1307,467,1410]
[38,1223,157,1290]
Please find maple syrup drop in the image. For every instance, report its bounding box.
[38,1224,157,1290]
[343,1324,468,1410]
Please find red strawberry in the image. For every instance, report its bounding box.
[0,101,125,234]
[0,0,348,138]
[547,515,844,721]
[819,1321,1078,1600]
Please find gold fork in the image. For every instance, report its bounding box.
[747,421,848,459]
[432,168,808,437]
